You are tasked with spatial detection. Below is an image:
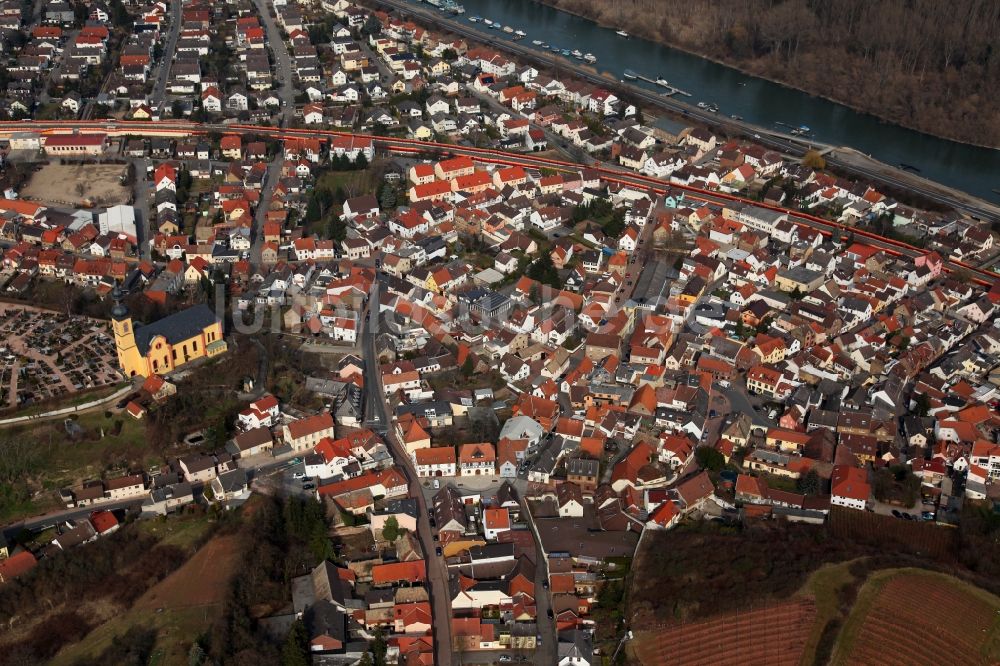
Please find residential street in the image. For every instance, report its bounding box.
[362,278,454,666]
[249,155,282,269]
[521,502,557,666]
[250,0,295,126]
[247,0,296,268]
[130,158,152,259]
[719,382,773,430]
[0,497,145,543]
[150,0,183,108]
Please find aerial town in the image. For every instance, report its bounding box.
[0,0,999,664]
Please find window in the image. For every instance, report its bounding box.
[192,340,198,352]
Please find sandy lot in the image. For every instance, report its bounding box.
[21,162,130,207]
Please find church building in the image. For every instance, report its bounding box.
[111,286,227,378]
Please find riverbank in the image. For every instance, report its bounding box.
[372,0,1000,223]
[831,146,1000,224]
[532,0,1000,151]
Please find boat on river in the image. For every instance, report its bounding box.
[616,29,629,37]
[623,69,637,80]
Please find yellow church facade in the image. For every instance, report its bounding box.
[111,289,227,378]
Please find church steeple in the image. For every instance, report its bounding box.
[110,282,142,377]
[111,282,129,320]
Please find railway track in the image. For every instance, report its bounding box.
[0,119,995,287]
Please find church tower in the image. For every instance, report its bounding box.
[110,284,144,377]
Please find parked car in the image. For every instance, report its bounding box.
[435,546,442,556]
[292,472,306,480]
[302,483,315,490]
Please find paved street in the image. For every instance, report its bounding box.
[130,158,152,259]
[151,0,183,108]
[250,0,295,126]
[247,0,297,269]
[0,497,144,543]
[249,155,282,268]
[719,381,773,430]
[362,279,454,666]
[521,502,557,666]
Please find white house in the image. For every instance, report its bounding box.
[237,394,280,430]
[483,507,511,541]
[413,446,457,477]
[830,465,870,511]
[556,482,585,517]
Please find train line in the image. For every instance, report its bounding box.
[0,120,994,287]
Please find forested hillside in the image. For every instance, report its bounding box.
[536,0,1000,147]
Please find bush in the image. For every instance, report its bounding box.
[695,446,724,472]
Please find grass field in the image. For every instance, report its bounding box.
[50,530,241,666]
[831,568,1000,666]
[136,511,218,550]
[317,169,377,199]
[0,410,155,524]
[796,559,866,666]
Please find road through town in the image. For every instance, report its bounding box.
[362,277,455,666]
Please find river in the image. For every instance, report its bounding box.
[413,0,1000,204]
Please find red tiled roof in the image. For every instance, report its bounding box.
[0,551,36,583]
[414,446,456,465]
[372,560,426,585]
[831,464,870,502]
[286,412,333,440]
[89,510,118,534]
[484,508,510,530]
